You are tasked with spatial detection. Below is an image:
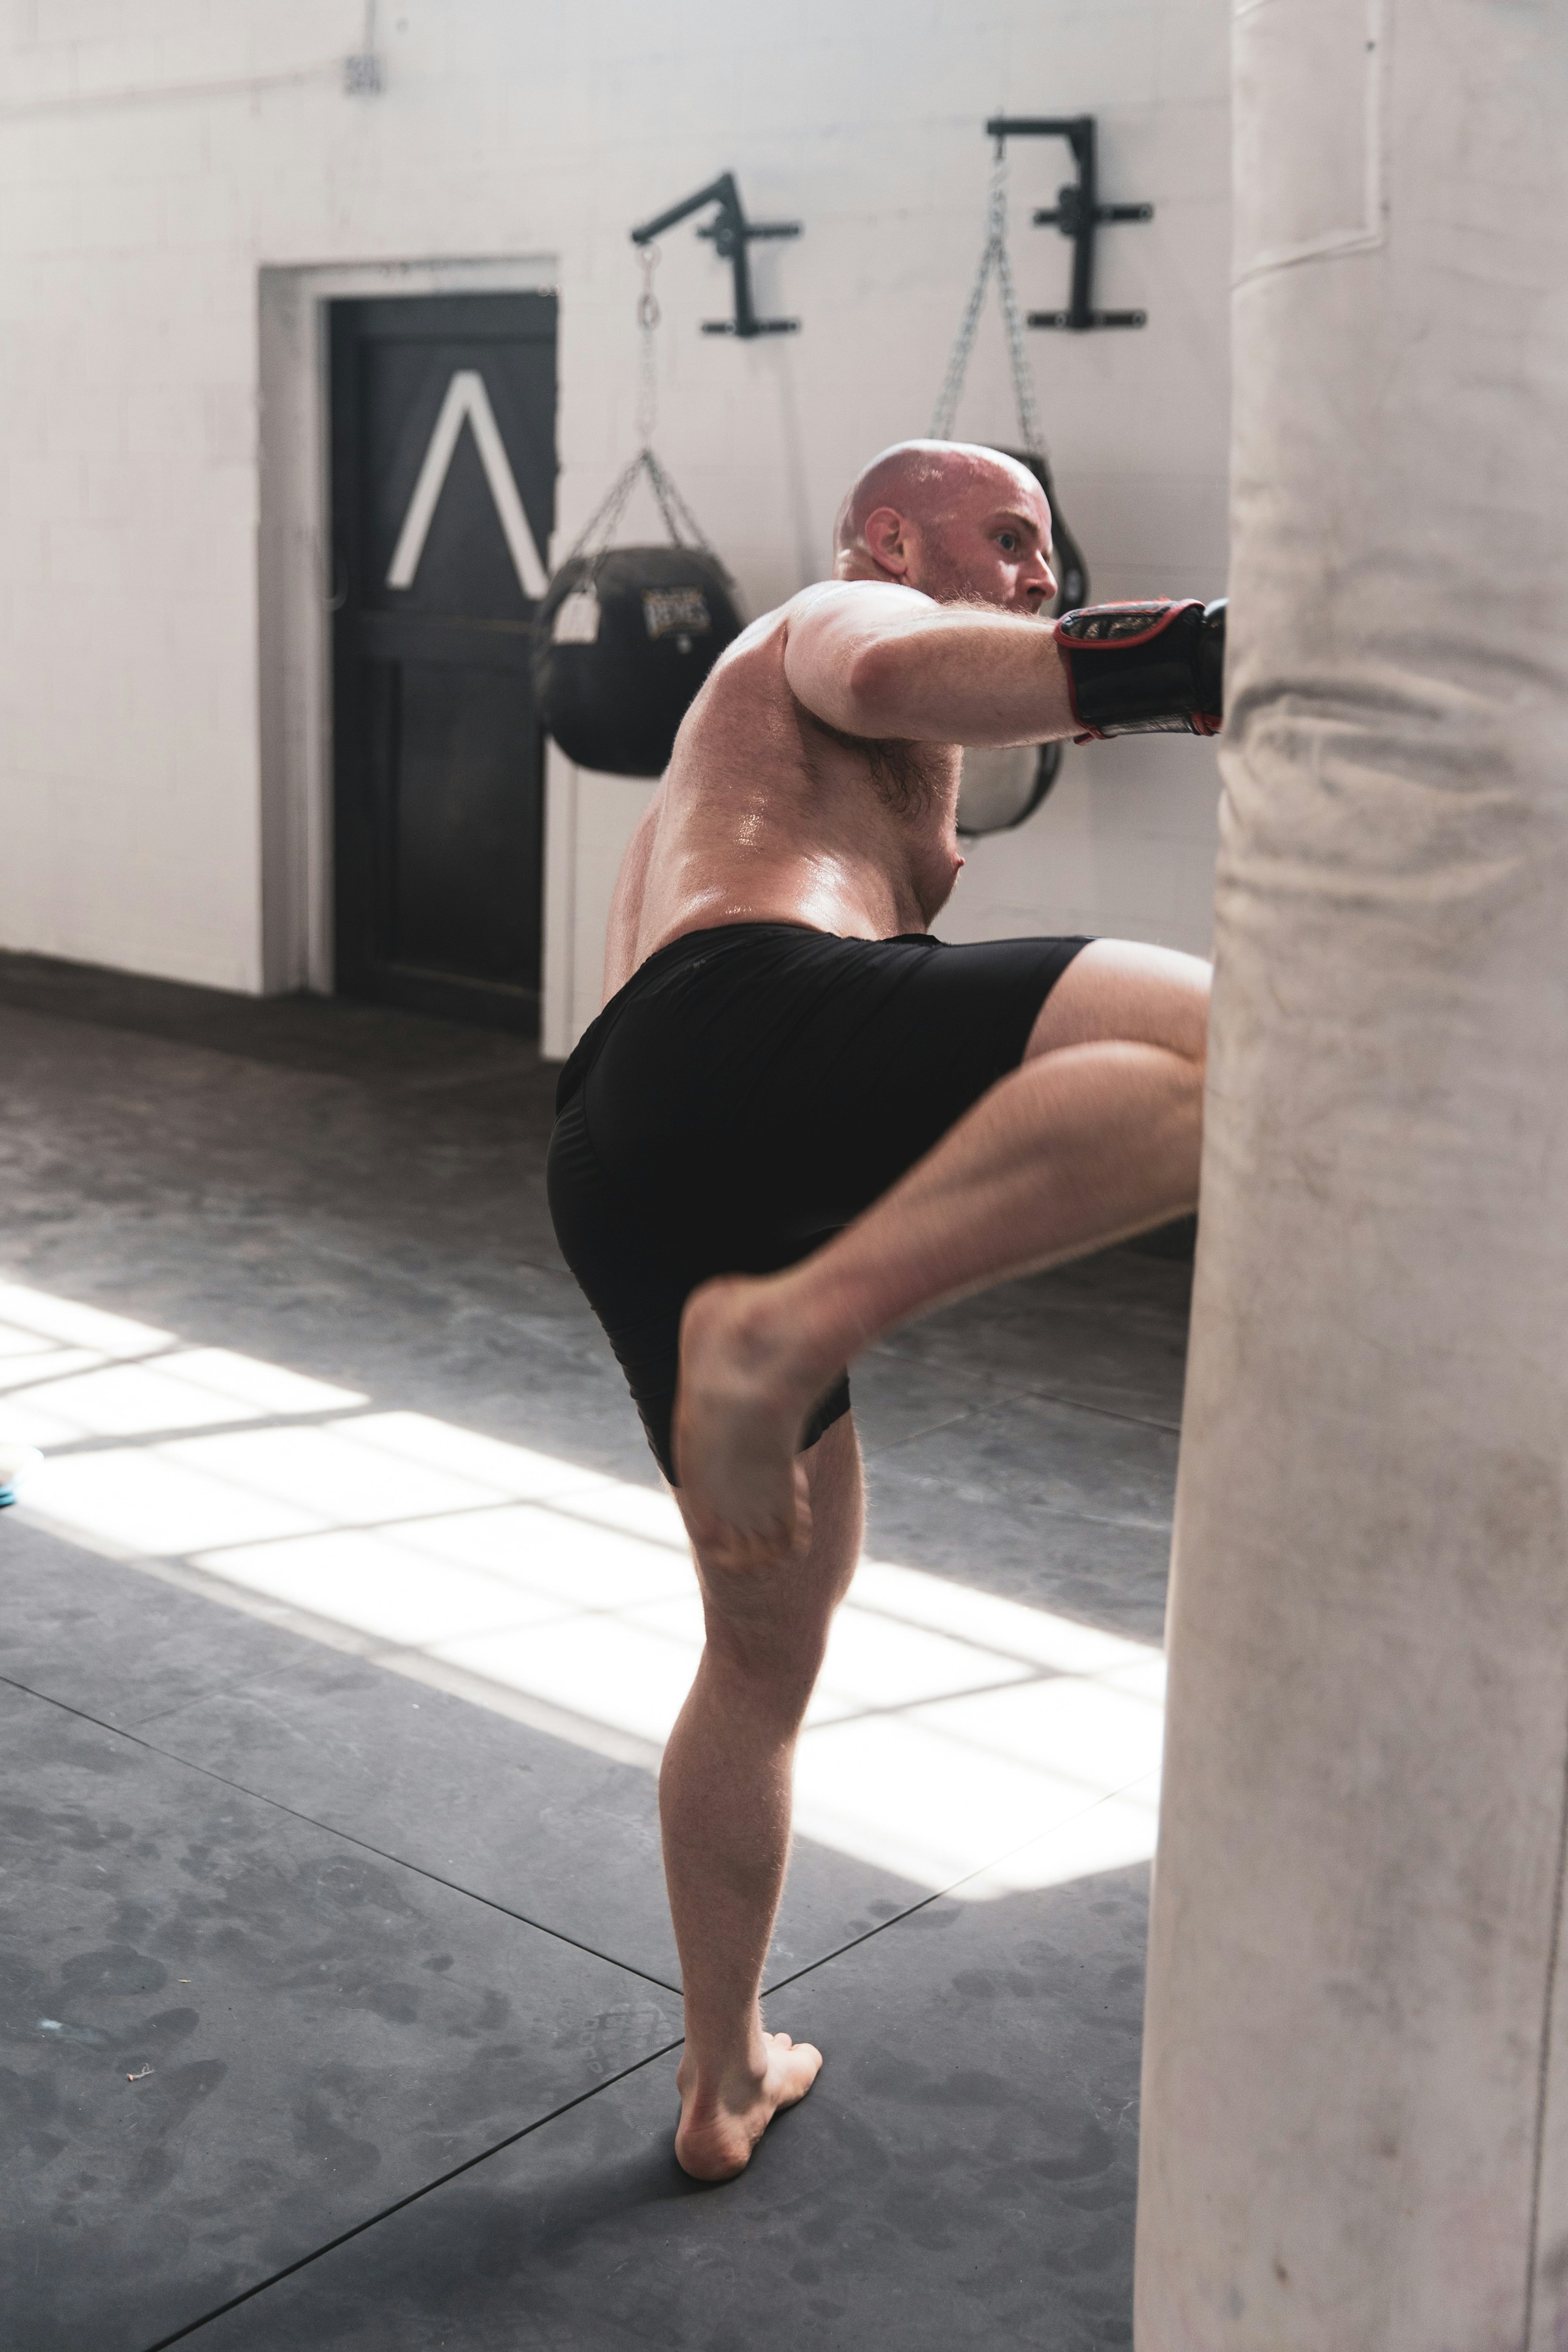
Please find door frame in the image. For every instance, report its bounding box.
[257,256,557,997]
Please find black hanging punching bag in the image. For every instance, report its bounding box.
[1004,448,1087,615]
[955,449,1090,837]
[534,547,745,778]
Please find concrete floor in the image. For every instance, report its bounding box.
[0,953,1191,2351]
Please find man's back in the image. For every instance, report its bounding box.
[604,585,968,999]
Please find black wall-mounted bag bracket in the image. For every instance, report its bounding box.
[630,172,800,338]
[985,115,1152,331]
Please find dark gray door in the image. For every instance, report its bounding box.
[330,293,557,1030]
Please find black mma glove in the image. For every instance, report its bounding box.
[1055,598,1226,741]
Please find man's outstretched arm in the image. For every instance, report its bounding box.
[783,580,1227,748]
[782,580,1076,748]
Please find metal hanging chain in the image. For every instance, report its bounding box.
[634,240,661,448]
[643,447,711,548]
[556,242,728,586]
[930,137,1045,461]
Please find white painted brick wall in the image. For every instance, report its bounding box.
[0,0,1230,996]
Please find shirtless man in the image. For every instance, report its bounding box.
[547,440,1218,2181]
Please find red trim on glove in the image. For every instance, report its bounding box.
[1056,598,1202,653]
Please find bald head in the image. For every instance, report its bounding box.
[832,440,1056,613]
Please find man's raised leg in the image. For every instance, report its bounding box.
[675,941,1209,1567]
[662,1411,862,2180]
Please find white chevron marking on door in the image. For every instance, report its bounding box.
[385,368,549,600]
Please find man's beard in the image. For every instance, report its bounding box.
[913,533,1032,613]
[910,536,984,605]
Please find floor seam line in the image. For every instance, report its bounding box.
[764,1783,1158,1999]
[135,2035,687,2351]
[864,1355,1182,1437]
[857,1394,1028,1459]
[0,1669,684,1998]
[22,1399,391,1456]
[118,1665,315,1733]
[999,1384,1183,1435]
[762,1887,951,1996]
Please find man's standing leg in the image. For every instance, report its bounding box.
[676,941,1208,1565]
[661,1413,862,2179]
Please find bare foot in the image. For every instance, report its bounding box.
[674,2031,824,2181]
[674,1275,825,1567]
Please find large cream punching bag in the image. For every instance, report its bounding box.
[1136,1,1568,2344]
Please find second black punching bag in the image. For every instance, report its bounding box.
[534,546,744,778]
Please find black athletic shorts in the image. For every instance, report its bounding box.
[547,923,1090,1482]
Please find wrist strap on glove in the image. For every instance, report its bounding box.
[1056,598,1226,741]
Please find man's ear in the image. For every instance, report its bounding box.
[861,504,911,579]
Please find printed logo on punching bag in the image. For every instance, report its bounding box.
[642,587,712,647]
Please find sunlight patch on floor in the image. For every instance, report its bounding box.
[0,1278,1163,1900]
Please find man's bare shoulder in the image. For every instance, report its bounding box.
[781,579,935,635]
[688,581,941,748]
[704,580,934,678]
